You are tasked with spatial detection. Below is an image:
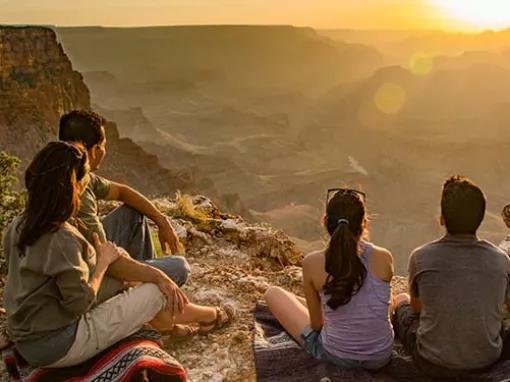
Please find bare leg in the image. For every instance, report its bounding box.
[295,295,307,307]
[150,303,217,331]
[264,286,310,342]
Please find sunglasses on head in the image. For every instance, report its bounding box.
[326,188,366,212]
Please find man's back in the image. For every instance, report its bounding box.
[410,235,510,369]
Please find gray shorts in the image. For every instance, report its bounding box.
[300,325,390,370]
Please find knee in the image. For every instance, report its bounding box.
[138,283,166,313]
[393,293,410,307]
[264,286,283,304]
[113,205,145,225]
[177,256,191,286]
[170,256,191,287]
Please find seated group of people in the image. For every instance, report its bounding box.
[2,109,509,379]
[2,110,234,368]
[265,179,510,378]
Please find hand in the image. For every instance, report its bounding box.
[92,233,121,267]
[392,293,410,313]
[157,216,182,255]
[155,273,189,316]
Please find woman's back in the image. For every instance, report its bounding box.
[307,241,394,360]
[3,216,96,344]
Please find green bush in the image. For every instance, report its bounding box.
[0,151,25,231]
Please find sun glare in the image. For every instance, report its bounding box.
[431,0,510,30]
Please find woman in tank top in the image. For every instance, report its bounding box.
[265,188,394,369]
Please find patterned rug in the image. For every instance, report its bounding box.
[2,330,188,382]
[253,302,510,382]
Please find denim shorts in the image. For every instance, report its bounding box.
[300,325,390,370]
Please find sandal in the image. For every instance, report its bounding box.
[161,324,198,343]
[198,304,236,335]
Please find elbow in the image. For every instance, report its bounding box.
[310,322,323,332]
[116,185,129,202]
[310,314,324,331]
[410,299,422,314]
[62,289,96,317]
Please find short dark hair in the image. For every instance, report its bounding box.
[441,176,485,235]
[59,110,106,149]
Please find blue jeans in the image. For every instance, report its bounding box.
[300,326,390,370]
[102,205,190,286]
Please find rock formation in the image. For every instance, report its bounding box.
[0,26,195,196]
[0,27,89,162]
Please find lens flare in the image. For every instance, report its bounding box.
[374,83,406,115]
[409,52,434,76]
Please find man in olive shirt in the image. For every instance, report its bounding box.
[394,176,510,378]
[59,110,190,286]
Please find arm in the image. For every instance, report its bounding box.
[52,234,119,316]
[107,246,189,311]
[106,182,180,254]
[106,248,165,283]
[303,255,324,331]
[411,295,422,313]
[408,251,422,313]
[372,247,394,282]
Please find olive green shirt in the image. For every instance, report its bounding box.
[78,173,111,242]
[3,217,96,343]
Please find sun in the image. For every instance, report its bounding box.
[431,0,510,30]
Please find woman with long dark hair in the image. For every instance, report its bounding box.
[3,141,234,368]
[265,189,394,369]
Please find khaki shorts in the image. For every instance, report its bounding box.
[49,283,166,368]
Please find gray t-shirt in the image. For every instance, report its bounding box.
[409,234,510,370]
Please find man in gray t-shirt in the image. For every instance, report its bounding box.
[394,176,510,378]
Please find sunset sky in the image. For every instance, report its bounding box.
[1,0,510,31]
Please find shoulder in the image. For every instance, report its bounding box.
[366,243,393,281]
[302,250,325,270]
[479,239,510,263]
[409,238,443,260]
[479,239,506,253]
[369,243,393,264]
[303,250,324,263]
[87,173,112,200]
[88,173,110,188]
[51,224,90,254]
[2,215,23,247]
[4,216,22,235]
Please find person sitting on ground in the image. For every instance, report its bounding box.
[58,110,189,286]
[393,176,510,378]
[2,141,234,368]
[499,204,510,255]
[265,188,394,370]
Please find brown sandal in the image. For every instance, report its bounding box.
[161,324,198,343]
[198,304,236,335]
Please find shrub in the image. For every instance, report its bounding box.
[0,151,24,231]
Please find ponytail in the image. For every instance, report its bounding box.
[323,220,367,310]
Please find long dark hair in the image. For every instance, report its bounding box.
[323,190,367,310]
[17,141,88,252]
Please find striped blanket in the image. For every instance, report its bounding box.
[2,330,187,382]
[254,302,510,382]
